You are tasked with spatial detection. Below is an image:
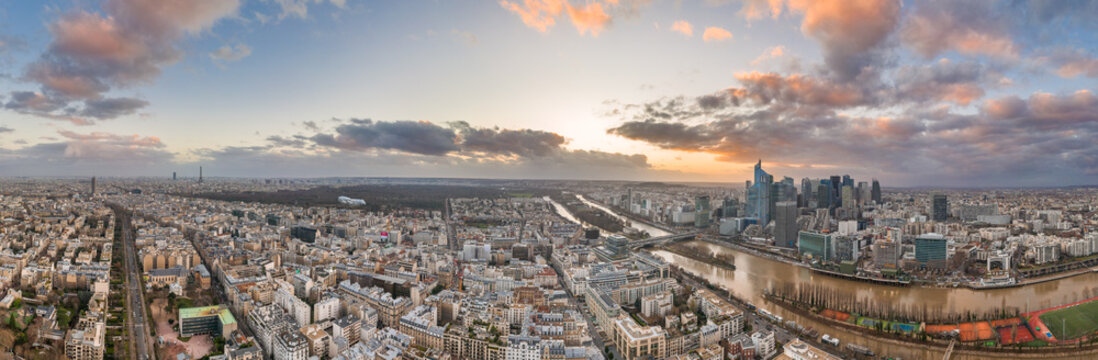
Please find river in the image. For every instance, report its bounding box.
[652,241,1098,359]
[554,194,1098,358]
[575,194,672,237]
[544,195,582,225]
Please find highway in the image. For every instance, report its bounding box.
[113,205,153,360]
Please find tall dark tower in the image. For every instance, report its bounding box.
[173,172,177,181]
[199,166,203,183]
[871,179,881,204]
[91,177,96,195]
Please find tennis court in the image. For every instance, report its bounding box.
[998,325,1034,345]
[958,322,994,342]
[819,309,850,322]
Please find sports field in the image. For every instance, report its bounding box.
[1038,299,1098,340]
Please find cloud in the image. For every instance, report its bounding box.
[451,29,479,45]
[499,0,566,33]
[702,27,732,42]
[0,126,12,134]
[737,0,900,80]
[5,0,240,124]
[751,45,785,65]
[670,20,693,37]
[266,0,346,21]
[501,0,628,36]
[739,0,784,20]
[0,129,174,175]
[606,77,1098,186]
[566,2,611,36]
[1041,47,1098,78]
[891,59,999,106]
[900,0,1016,59]
[451,121,566,157]
[310,119,459,156]
[79,97,150,119]
[209,43,252,64]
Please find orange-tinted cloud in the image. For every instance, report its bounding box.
[501,0,619,36]
[7,0,240,123]
[702,27,732,42]
[670,20,693,37]
[1042,48,1098,78]
[566,2,611,36]
[751,45,785,65]
[739,0,784,20]
[499,0,565,33]
[738,0,900,79]
[734,71,867,107]
[900,1,1017,58]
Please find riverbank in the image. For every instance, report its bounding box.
[578,195,678,235]
[705,234,1089,291]
[548,193,626,233]
[764,292,1098,357]
[654,243,736,271]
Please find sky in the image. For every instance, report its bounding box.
[2,0,1098,187]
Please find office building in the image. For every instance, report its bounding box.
[800,178,813,207]
[721,198,738,218]
[871,179,881,204]
[931,193,949,222]
[695,195,710,228]
[816,182,830,209]
[179,305,238,338]
[773,201,798,248]
[613,316,667,360]
[829,176,842,208]
[797,231,832,262]
[746,160,774,225]
[872,239,901,270]
[841,185,855,210]
[915,233,948,269]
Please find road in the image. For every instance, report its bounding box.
[550,262,621,360]
[113,205,153,360]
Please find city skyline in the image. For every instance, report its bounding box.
[3,1,1098,187]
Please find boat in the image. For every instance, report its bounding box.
[846,343,874,357]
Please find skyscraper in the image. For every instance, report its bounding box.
[90,177,96,195]
[774,201,798,248]
[721,198,738,218]
[931,193,949,221]
[173,172,177,181]
[800,178,813,207]
[841,185,854,210]
[746,160,773,225]
[694,195,710,228]
[871,179,882,204]
[856,181,869,206]
[199,166,203,183]
[816,182,830,209]
[829,176,842,208]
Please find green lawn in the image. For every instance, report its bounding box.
[1039,300,1098,340]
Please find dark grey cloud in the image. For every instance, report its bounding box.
[310,119,459,156]
[451,121,566,157]
[0,126,13,133]
[79,97,149,119]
